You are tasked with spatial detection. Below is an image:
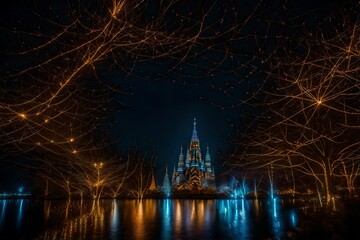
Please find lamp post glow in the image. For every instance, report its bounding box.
[94,162,103,199]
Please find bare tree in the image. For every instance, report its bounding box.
[230,14,360,207]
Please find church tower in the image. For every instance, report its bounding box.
[172,118,215,191]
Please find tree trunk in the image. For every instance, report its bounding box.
[323,166,334,208]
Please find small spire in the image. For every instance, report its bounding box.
[205,145,211,171]
[162,165,171,197]
[206,145,211,159]
[178,146,184,171]
[149,172,157,191]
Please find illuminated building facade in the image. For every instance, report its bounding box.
[172,118,215,191]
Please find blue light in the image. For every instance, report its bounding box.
[270,197,282,239]
[273,197,277,218]
[241,198,245,216]
[17,199,24,229]
[218,199,248,238]
[18,186,24,193]
[0,200,7,228]
[161,199,172,239]
[110,200,120,238]
[290,210,297,227]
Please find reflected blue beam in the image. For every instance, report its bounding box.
[0,200,7,228]
[161,199,172,239]
[241,198,245,217]
[271,197,282,239]
[290,210,297,228]
[17,199,24,229]
[273,198,277,218]
[239,199,248,238]
[110,200,120,238]
[218,200,249,238]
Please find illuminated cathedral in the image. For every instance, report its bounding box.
[171,118,215,191]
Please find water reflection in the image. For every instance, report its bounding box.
[16,199,24,230]
[0,200,7,228]
[133,200,145,239]
[270,198,282,239]
[0,199,301,239]
[161,199,171,239]
[218,199,249,238]
[109,200,119,238]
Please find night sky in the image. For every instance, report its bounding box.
[114,76,239,182]
[0,0,358,191]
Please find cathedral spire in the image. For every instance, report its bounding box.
[178,146,184,171]
[205,145,212,172]
[191,118,199,142]
[206,145,210,159]
[190,117,200,149]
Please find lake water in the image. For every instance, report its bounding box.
[0,198,306,239]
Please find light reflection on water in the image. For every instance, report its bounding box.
[271,198,281,239]
[16,199,23,230]
[109,200,119,238]
[218,199,249,238]
[0,198,303,239]
[0,200,7,229]
[161,199,171,239]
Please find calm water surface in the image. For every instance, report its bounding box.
[0,198,305,239]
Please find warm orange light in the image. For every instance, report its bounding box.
[69,138,74,142]
[73,150,77,154]
[19,113,27,119]
[94,162,103,168]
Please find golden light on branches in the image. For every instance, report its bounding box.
[0,0,271,197]
[230,11,360,206]
[0,0,265,160]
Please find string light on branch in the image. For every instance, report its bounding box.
[18,113,27,119]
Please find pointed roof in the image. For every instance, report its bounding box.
[179,146,184,159]
[162,165,171,197]
[149,172,157,191]
[191,117,199,143]
[178,146,184,171]
[205,145,211,161]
